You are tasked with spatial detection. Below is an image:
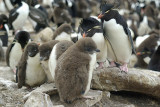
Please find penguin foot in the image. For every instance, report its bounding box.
[119,64,128,73]
[96,62,104,69]
[109,61,117,67]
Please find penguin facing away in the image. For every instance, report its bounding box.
[39,40,59,82]
[49,40,74,82]
[55,37,100,103]
[18,42,46,88]
[6,31,30,73]
[9,1,29,31]
[78,17,108,68]
[98,3,135,72]
[52,23,72,41]
[148,46,160,71]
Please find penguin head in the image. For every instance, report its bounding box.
[76,37,100,54]
[0,14,8,25]
[60,23,73,34]
[78,17,102,38]
[39,40,59,61]
[15,31,30,49]
[11,0,22,6]
[53,23,73,40]
[98,3,115,19]
[26,43,39,57]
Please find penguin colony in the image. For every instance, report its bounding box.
[0,0,160,104]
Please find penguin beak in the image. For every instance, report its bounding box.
[98,14,104,19]
[95,49,100,53]
[83,33,86,38]
[0,25,3,29]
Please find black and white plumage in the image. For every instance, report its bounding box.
[6,31,30,73]
[78,16,108,68]
[8,1,29,31]
[0,14,9,47]
[98,3,135,72]
[28,3,49,32]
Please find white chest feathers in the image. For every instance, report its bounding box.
[9,43,23,70]
[48,44,57,81]
[55,32,71,41]
[103,19,132,63]
[84,53,96,95]
[92,33,107,62]
[25,53,46,86]
[12,2,29,30]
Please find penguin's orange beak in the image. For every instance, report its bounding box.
[0,25,3,29]
[83,33,86,38]
[98,14,104,19]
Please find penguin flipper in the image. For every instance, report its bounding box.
[6,42,15,66]
[29,6,48,26]
[8,9,19,26]
[76,65,89,95]
[17,59,27,88]
[125,28,136,54]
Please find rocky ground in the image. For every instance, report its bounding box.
[0,60,160,107]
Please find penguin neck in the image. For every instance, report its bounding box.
[102,10,128,28]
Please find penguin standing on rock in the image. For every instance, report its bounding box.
[49,40,74,81]
[52,23,72,41]
[6,31,30,73]
[39,40,59,83]
[98,3,135,72]
[18,42,46,88]
[78,17,108,68]
[55,37,100,103]
[8,0,29,31]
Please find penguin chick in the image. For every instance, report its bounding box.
[148,46,160,71]
[135,31,160,68]
[55,37,100,103]
[39,40,59,82]
[18,42,46,88]
[78,17,108,68]
[98,3,135,72]
[34,27,54,43]
[6,31,30,73]
[52,23,72,41]
[53,2,72,27]
[48,40,74,82]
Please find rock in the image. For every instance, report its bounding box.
[52,90,103,107]
[24,91,54,107]
[0,78,17,89]
[24,83,57,101]
[33,83,57,95]
[92,67,160,98]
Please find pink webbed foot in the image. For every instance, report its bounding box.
[119,63,128,73]
[96,62,104,69]
[109,61,117,67]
